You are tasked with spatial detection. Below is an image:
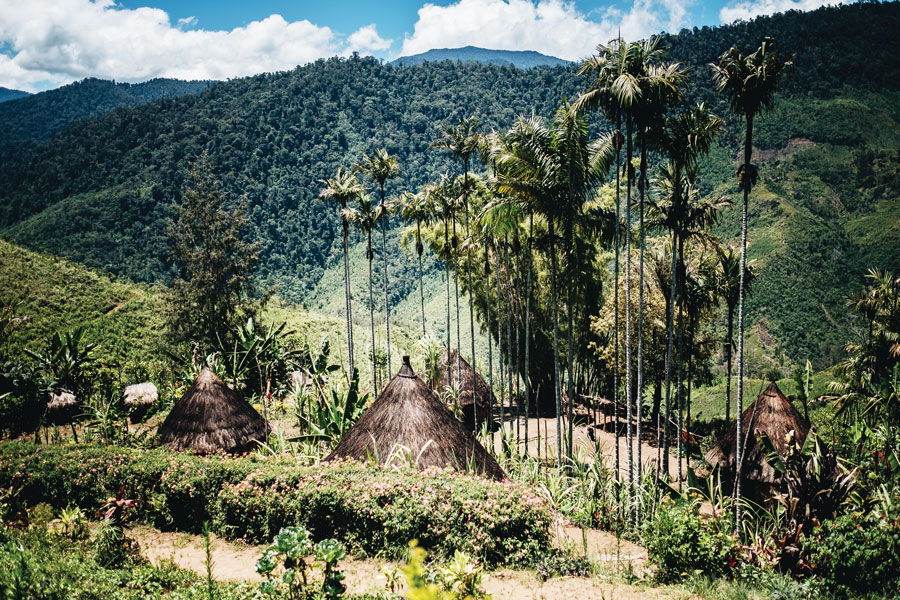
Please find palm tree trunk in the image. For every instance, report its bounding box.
[417,221,426,337]
[676,237,686,490]
[368,233,377,393]
[497,246,505,435]
[464,163,477,434]
[735,114,753,527]
[636,136,647,522]
[549,218,563,467]
[663,230,677,476]
[625,118,634,499]
[445,219,451,364]
[725,309,734,422]
[453,216,461,388]
[486,249,494,442]
[566,218,575,463]
[343,223,354,376]
[525,213,533,459]
[614,118,622,484]
[380,184,391,376]
[504,238,514,443]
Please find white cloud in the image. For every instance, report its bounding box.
[719,0,841,23]
[398,0,693,62]
[347,24,392,53]
[0,0,391,92]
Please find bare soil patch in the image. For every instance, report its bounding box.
[131,525,679,599]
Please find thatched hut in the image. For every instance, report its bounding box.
[124,381,158,423]
[326,356,505,480]
[437,348,492,429]
[157,367,269,454]
[46,391,78,424]
[705,382,810,498]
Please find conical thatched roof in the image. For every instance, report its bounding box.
[157,367,269,454]
[326,356,505,480]
[438,348,492,428]
[705,382,810,484]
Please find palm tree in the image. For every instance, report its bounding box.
[431,174,458,369]
[433,116,481,408]
[715,246,753,423]
[575,36,627,482]
[495,106,614,464]
[346,195,379,392]
[649,102,723,479]
[632,43,687,510]
[358,149,401,375]
[712,37,790,523]
[399,190,432,337]
[319,166,365,376]
[650,164,728,484]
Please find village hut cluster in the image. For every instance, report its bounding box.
[155,354,504,480]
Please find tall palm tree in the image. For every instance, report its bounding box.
[319,166,365,376]
[433,116,481,407]
[650,164,728,484]
[495,106,614,464]
[346,195,379,392]
[399,190,432,337]
[715,246,753,423]
[712,37,790,523]
[431,175,457,363]
[632,43,687,511]
[649,102,723,478]
[358,149,401,375]
[575,36,627,482]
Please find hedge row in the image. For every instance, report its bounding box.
[0,442,552,566]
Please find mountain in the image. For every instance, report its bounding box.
[0,77,211,165]
[391,46,570,68]
[0,87,30,103]
[0,3,899,370]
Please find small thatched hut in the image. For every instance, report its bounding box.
[438,348,492,428]
[326,356,505,480]
[705,382,810,498]
[157,367,269,454]
[124,381,158,423]
[46,391,79,424]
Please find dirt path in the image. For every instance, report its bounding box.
[131,525,677,599]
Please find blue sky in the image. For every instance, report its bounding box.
[1,0,840,92]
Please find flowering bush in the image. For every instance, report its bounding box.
[807,512,900,595]
[643,499,737,582]
[0,442,551,567]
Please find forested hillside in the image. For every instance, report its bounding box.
[0,77,210,164]
[1,2,899,369]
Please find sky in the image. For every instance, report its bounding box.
[0,0,844,92]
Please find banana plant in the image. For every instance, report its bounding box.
[294,371,368,447]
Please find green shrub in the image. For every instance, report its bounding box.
[643,500,737,583]
[808,513,900,596]
[0,442,552,567]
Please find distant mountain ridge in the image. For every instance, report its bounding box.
[392,46,570,69]
[0,87,30,103]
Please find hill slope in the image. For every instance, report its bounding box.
[0,77,210,164]
[1,3,899,370]
[391,46,569,68]
[0,87,30,103]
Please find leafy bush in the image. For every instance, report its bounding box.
[0,442,551,567]
[808,512,900,596]
[643,500,737,583]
